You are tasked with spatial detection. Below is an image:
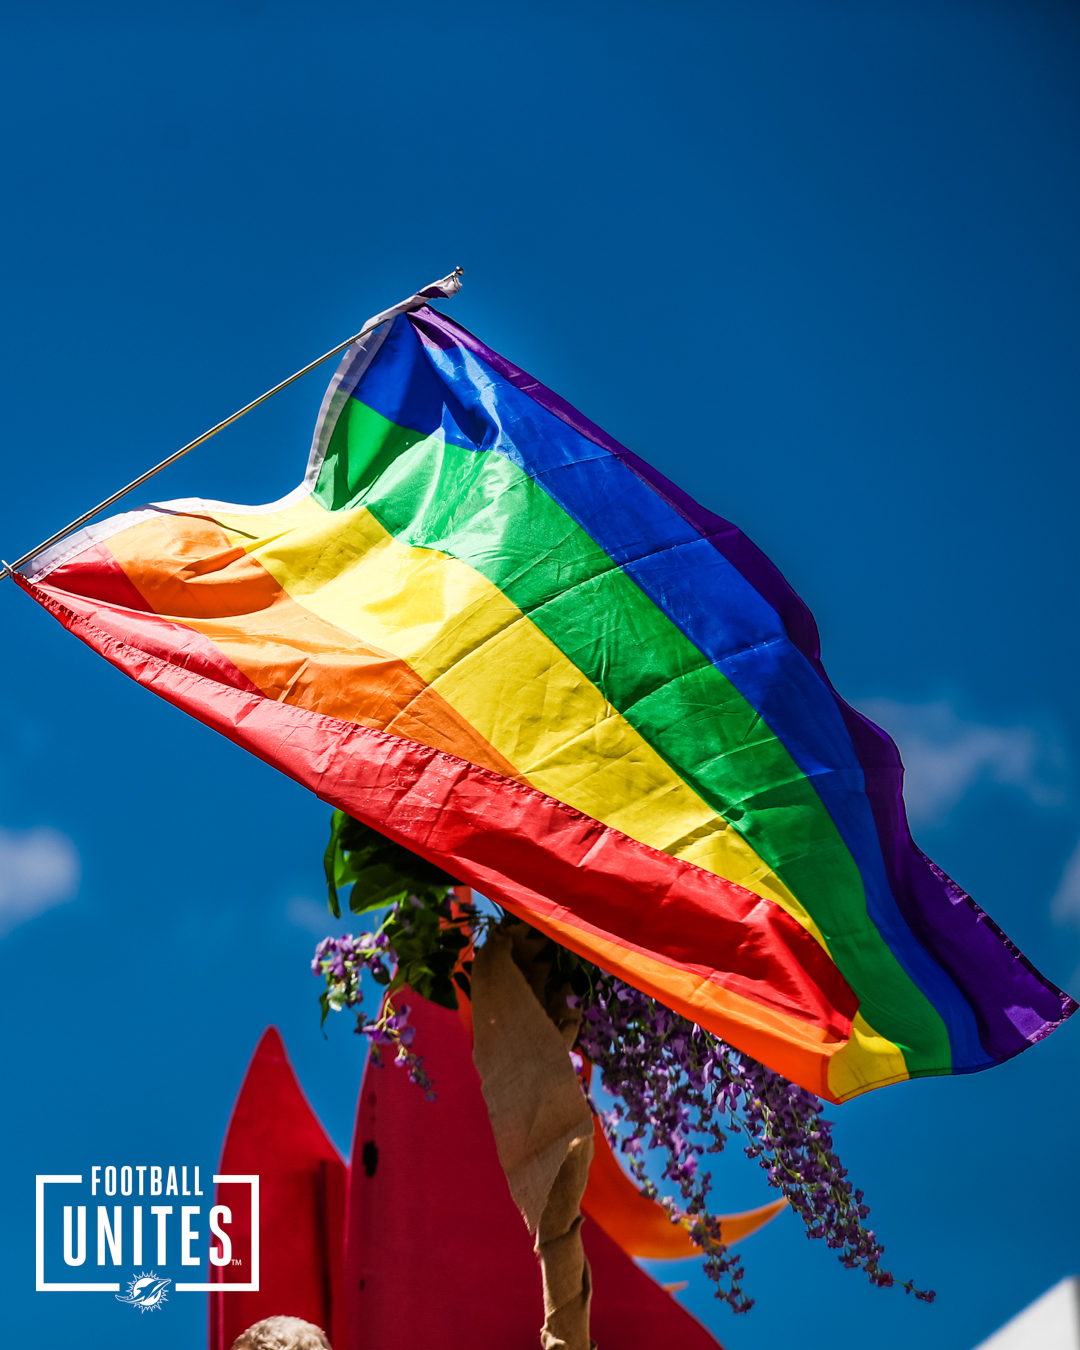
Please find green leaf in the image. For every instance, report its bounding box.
[346,863,413,914]
[428,974,458,1010]
[323,809,350,919]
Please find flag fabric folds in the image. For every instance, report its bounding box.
[19,301,1074,1102]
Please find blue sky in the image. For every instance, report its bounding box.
[1,2,1078,1346]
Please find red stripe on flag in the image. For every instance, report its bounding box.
[20,574,858,1082]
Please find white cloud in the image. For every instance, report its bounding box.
[856,698,1068,829]
[0,825,80,937]
[1051,841,1080,932]
[286,895,338,935]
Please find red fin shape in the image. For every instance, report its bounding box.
[209,1027,347,1350]
[343,996,725,1349]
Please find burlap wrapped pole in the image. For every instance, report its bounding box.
[534,1129,596,1350]
[471,927,596,1350]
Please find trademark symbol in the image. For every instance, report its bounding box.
[231,1258,242,1266]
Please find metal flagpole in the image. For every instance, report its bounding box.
[1,268,463,582]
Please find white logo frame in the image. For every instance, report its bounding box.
[35,1174,260,1293]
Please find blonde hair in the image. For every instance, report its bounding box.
[232,1315,332,1350]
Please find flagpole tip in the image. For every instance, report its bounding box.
[416,268,465,302]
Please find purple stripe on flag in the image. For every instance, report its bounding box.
[834,698,1076,1058]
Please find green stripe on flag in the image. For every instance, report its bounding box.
[314,396,950,1071]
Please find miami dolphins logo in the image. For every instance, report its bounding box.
[116,1271,172,1312]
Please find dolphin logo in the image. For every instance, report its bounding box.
[116,1272,171,1312]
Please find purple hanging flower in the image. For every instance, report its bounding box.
[577,970,934,1312]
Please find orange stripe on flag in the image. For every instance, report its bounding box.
[101,515,520,779]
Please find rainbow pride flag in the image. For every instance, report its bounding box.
[19,300,1074,1102]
